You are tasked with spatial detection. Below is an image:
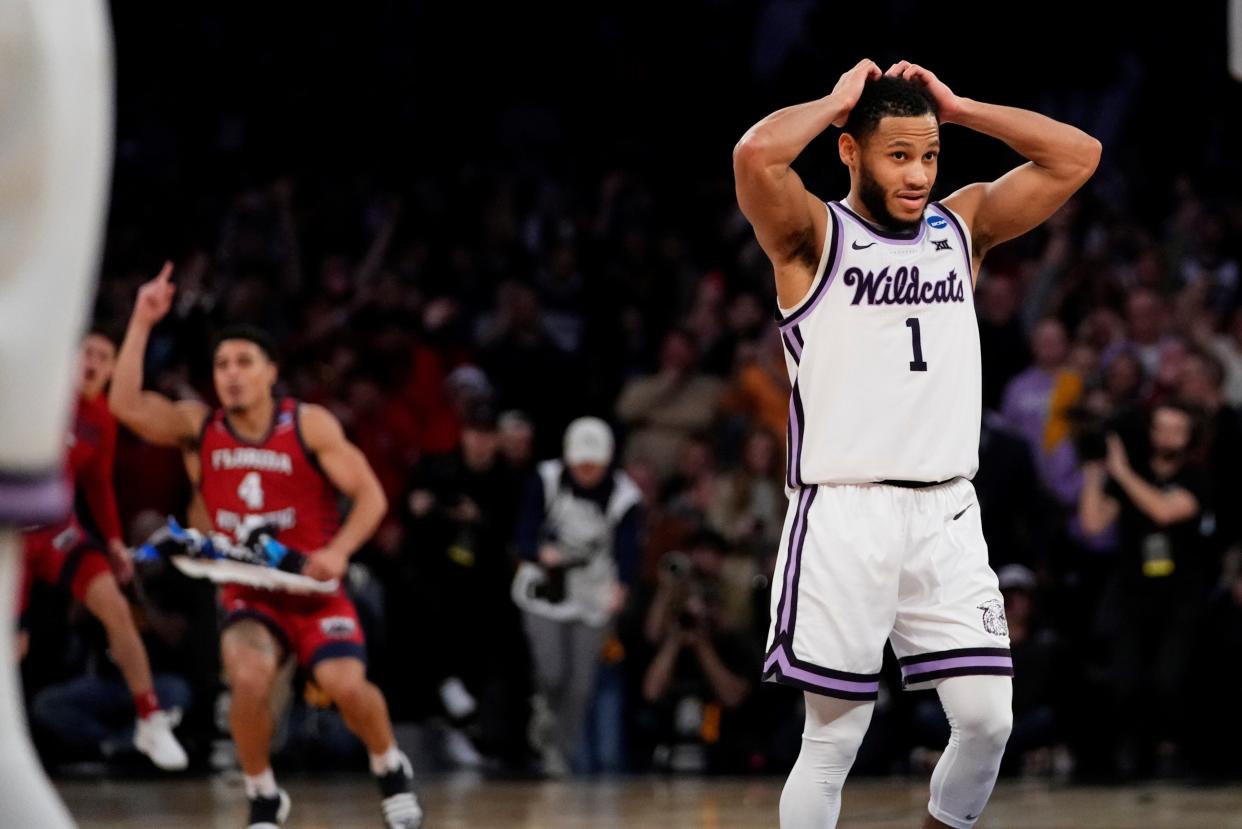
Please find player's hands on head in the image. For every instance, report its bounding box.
[305,547,349,582]
[829,59,882,128]
[133,261,176,327]
[884,61,964,124]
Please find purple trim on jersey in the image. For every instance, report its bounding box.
[785,381,806,489]
[779,206,843,330]
[930,202,973,288]
[834,200,927,245]
[0,470,70,527]
[762,644,881,700]
[781,330,802,364]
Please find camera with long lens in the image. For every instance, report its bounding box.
[1067,402,1112,462]
[532,566,568,604]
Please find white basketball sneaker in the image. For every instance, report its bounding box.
[134,710,189,771]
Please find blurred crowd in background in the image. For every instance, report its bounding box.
[19,0,1242,785]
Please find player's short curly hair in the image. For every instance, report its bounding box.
[842,76,939,142]
[211,324,278,364]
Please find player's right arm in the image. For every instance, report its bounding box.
[733,59,880,309]
[109,263,207,448]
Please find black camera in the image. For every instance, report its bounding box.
[532,566,567,604]
[1067,403,1111,462]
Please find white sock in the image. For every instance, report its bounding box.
[244,768,278,800]
[928,675,1013,829]
[779,693,874,829]
[370,744,403,776]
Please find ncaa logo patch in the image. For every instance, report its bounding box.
[927,215,948,229]
[320,616,357,639]
[978,600,1009,637]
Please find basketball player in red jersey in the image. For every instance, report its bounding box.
[110,264,423,829]
[19,330,189,771]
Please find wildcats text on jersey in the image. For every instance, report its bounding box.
[843,265,967,306]
[210,447,294,475]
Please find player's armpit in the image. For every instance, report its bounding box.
[297,403,386,508]
[734,148,829,309]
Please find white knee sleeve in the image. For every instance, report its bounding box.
[779,693,874,829]
[0,0,112,523]
[928,675,1013,829]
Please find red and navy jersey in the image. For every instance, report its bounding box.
[62,394,122,543]
[198,398,340,553]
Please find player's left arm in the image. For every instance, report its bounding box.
[81,410,134,582]
[885,62,1101,264]
[298,403,388,581]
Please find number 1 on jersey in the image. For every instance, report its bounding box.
[906,318,928,372]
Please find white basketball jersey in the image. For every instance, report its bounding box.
[778,200,981,486]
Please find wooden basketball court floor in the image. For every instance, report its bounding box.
[59,774,1242,828]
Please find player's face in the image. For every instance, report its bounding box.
[79,334,116,396]
[213,340,277,413]
[852,114,939,230]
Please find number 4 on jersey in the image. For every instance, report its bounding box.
[906,317,928,372]
[238,471,265,510]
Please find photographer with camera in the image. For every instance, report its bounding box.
[1078,401,1210,777]
[511,417,643,776]
[638,530,757,772]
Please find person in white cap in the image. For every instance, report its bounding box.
[511,417,644,775]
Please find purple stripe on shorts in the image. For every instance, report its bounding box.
[769,646,881,696]
[0,471,70,527]
[902,655,1014,677]
[834,200,927,246]
[778,487,812,633]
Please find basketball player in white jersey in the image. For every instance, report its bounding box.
[0,2,114,827]
[734,60,1099,828]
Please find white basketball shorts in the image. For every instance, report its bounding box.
[763,477,1012,700]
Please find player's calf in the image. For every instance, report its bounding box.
[81,569,188,770]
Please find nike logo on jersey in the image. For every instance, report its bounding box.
[953,504,971,520]
[851,240,876,250]
[843,266,967,306]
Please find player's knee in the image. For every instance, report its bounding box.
[222,640,279,700]
[330,676,371,710]
[227,657,277,701]
[954,701,1012,753]
[314,664,370,709]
